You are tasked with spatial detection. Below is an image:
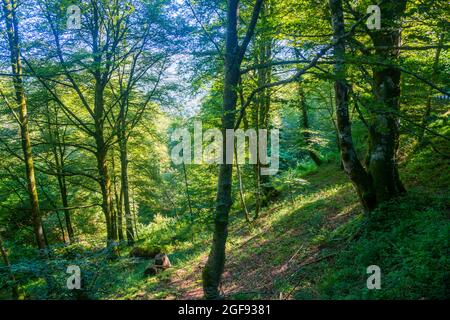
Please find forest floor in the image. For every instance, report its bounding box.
[108,147,449,300]
[3,147,446,300]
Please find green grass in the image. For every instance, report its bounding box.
[223,148,449,300]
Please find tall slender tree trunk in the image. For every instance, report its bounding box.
[118,188,124,241]
[112,152,124,241]
[202,0,241,300]
[57,171,75,243]
[202,0,263,299]
[235,145,250,222]
[327,89,344,169]
[89,1,118,246]
[55,211,66,243]
[94,84,115,243]
[110,190,117,242]
[2,0,46,249]
[45,101,75,243]
[53,119,74,243]
[253,93,262,219]
[96,141,114,242]
[255,11,276,211]
[131,186,139,240]
[119,123,135,245]
[237,80,251,222]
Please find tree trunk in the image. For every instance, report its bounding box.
[96,144,114,243]
[367,0,407,202]
[329,0,377,212]
[54,128,74,243]
[255,13,276,211]
[119,126,135,245]
[45,100,75,243]
[202,0,263,299]
[110,182,117,242]
[94,83,115,243]
[235,145,251,222]
[202,0,241,300]
[112,152,124,241]
[58,173,75,243]
[328,89,344,169]
[118,188,124,241]
[2,0,46,250]
[253,90,262,219]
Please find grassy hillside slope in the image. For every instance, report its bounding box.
[114,148,449,300]
[2,148,448,300]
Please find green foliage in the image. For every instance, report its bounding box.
[318,194,449,299]
[0,0,448,301]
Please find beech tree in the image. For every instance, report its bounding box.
[25,0,169,244]
[1,0,46,249]
[328,0,408,211]
[0,0,447,301]
[202,0,264,299]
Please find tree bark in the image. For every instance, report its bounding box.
[94,84,115,243]
[119,115,135,245]
[202,0,263,299]
[58,172,75,243]
[327,89,344,169]
[367,0,407,201]
[118,188,124,241]
[254,7,276,212]
[2,0,46,249]
[329,0,376,212]
[91,3,116,244]
[112,151,124,241]
[235,145,251,222]
[51,106,75,243]
[202,0,240,299]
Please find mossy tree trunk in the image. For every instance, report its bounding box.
[329,0,376,212]
[118,104,135,245]
[93,81,116,243]
[202,0,263,299]
[366,0,407,202]
[329,0,407,212]
[254,3,276,214]
[2,0,46,249]
[49,104,75,243]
